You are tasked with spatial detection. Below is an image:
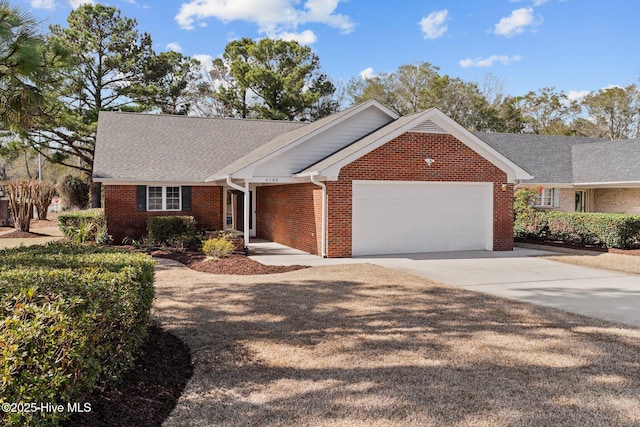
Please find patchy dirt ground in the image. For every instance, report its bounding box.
[153,258,640,427]
[0,230,52,238]
[151,249,308,275]
[0,216,64,248]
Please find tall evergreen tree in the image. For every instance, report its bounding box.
[32,4,158,207]
[198,38,337,121]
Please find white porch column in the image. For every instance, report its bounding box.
[244,180,250,251]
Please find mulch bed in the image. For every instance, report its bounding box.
[0,230,50,239]
[516,238,640,256]
[151,250,309,275]
[64,322,193,427]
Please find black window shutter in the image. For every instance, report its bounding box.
[136,185,147,211]
[182,186,192,211]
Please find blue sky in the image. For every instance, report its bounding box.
[22,0,640,100]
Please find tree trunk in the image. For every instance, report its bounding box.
[91,181,102,208]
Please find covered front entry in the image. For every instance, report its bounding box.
[352,181,493,256]
[224,186,256,237]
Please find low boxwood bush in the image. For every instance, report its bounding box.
[147,216,198,248]
[0,243,155,426]
[58,208,110,245]
[202,235,235,259]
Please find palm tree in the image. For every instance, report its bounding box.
[0,1,45,129]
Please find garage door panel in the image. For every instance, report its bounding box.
[352,181,492,256]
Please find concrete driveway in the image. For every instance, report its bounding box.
[250,240,640,328]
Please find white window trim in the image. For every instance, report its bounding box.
[147,186,181,211]
[534,188,558,208]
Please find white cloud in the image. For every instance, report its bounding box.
[359,67,375,80]
[30,0,56,9]
[175,0,355,40]
[166,42,182,53]
[510,0,548,5]
[273,30,317,45]
[419,9,448,40]
[193,54,214,72]
[566,90,590,102]
[459,54,522,68]
[69,0,94,8]
[494,8,542,37]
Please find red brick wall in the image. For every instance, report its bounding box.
[326,132,514,257]
[256,183,323,255]
[104,185,223,244]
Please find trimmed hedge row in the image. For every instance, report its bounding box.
[0,243,155,426]
[515,209,640,249]
[58,208,109,245]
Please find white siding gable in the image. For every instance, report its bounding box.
[253,107,394,177]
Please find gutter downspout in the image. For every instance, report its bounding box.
[310,175,327,258]
[226,176,249,254]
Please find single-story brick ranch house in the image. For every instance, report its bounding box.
[93,99,639,257]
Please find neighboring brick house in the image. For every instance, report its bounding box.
[479,133,640,215]
[93,100,531,257]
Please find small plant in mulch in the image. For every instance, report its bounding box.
[202,235,235,261]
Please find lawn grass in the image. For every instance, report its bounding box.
[546,252,640,276]
[153,259,640,426]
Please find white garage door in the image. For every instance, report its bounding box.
[352,181,493,256]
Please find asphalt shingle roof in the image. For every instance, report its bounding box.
[94,109,640,186]
[475,132,611,184]
[572,139,640,183]
[93,112,307,182]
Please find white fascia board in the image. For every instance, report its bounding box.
[208,175,309,185]
[246,101,396,168]
[212,100,399,181]
[95,178,213,186]
[305,108,533,183]
[313,115,431,179]
[425,110,533,182]
[515,182,572,188]
[574,181,640,188]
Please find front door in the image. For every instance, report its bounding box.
[575,191,586,212]
[226,187,256,237]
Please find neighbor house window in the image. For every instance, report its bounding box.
[535,188,558,207]
[148,186,181,211]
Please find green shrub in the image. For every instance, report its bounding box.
[515,200,640,249]
[513,188,549,240]
[546,212,640,249]
[147,216,197,248]
[202,236,235,259]
[0,243,155,426]
[58,208,110,245]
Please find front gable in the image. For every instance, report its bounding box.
[297,108,532,183]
